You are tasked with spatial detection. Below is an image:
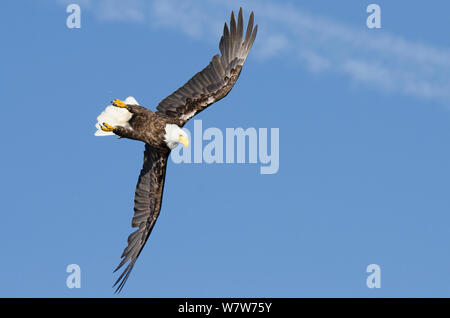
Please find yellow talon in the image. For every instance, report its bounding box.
[101,122,115,132]
[112,99,127,108]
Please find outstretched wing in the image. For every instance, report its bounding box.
[156,8,258,126]
[113,145,169,293]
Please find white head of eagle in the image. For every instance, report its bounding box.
[164,124,189,150]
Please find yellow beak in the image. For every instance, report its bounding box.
[178,135,189,148]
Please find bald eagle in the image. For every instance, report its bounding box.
[95,8,257,293]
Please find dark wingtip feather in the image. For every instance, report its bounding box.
[245,11,254,44]
[223,22,229,38]
[237,8,244,42]
[113,262,135,294]
[247,24,258,50]
[222,22,230,62]
[230,11,237,41]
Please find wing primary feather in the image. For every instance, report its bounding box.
[223,22,230,63]
[247,24,258,51]
[113,261,136,294]
[244,11,254,45]
[237,8,244,44]
[230,11,237,56]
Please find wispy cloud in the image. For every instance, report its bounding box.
[58,0,450,103]
[96,0,145,23]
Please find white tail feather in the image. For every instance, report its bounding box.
[94,96,139,136]
[124,96,139,105]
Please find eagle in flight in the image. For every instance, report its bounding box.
[95,8,257,293]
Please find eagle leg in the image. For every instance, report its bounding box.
[111,99,128,109]
[100,122,116,132]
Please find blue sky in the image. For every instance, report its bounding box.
[1,0,450,297]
